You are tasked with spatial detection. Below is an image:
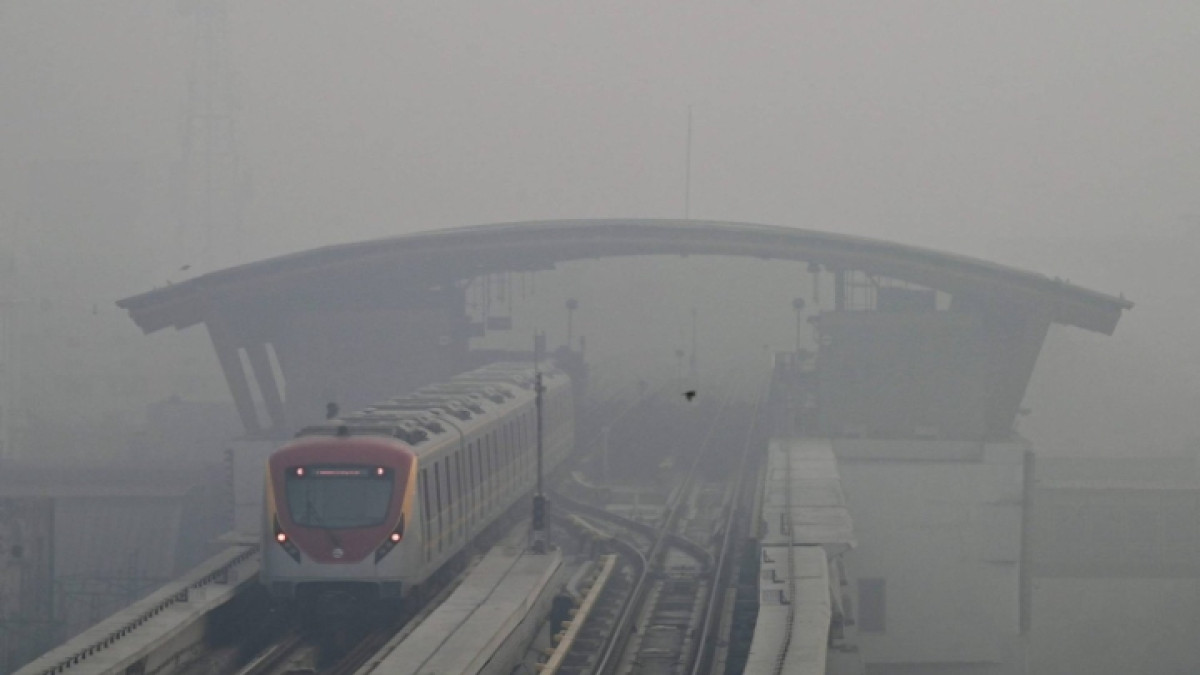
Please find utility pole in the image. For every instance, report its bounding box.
[565,298,578,350]
[531,336,548,553]
[601,424,611,485]
[792,297,806,353]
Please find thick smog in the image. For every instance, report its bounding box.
[1,3,1197,674]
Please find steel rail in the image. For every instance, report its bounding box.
[592,370,748,675]
[540,554,619,674]
[237,633,307,675]
[549,490,712,570]
[688,376,769,675]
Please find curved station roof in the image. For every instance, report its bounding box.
[119,218,1132,333]
[117,220,1133,439]
[119,219,1131,335]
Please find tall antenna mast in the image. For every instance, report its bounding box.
[177,0,248,270]
[689,306,697,378]
[684,105,693,219]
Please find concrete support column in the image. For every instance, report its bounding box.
[246,342,285,431]
[205,315,261,435]
[986,306,1052,438]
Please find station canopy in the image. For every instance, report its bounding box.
[119,219,1131,336]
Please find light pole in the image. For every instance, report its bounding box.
[792,297,806,353]
[807,262,821,308]
[565,298,578,350]
[601,424,611,485]
[531,342,548,553]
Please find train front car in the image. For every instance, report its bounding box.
[262,432,417,608]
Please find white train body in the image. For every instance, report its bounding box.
[260,363,574,604]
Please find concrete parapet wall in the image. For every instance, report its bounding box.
[15,545,258,675]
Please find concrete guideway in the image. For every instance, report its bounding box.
[357,544,565,675]
[745,438,862,675]
[16,545,258,675]
[748,547,833,675]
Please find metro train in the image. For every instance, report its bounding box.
[260,362,574,607]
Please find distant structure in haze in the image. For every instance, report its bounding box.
[175,0,250,270]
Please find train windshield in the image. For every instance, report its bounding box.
[286,467,393,529]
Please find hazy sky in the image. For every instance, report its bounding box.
[3,3,1198,264]
[0,2,1197,454]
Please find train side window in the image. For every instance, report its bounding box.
[433,462,442,514]
[514,429,522,479]
[515,424,523,475]
[476,443,485,502]
[421,468,431,560]
[483,434,491,481]
[455,453,466,525]
[506,424,515,475]
[433,462,443,552]
[445,456,455,545]
[467,442,476,495]
[506,427,515,479]
[470,447,476,516]
[496,435,504,479]
[492,432,501,480]
[444,457,455,543]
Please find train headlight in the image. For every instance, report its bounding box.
[273,517,301,563]
[375,517,405,563]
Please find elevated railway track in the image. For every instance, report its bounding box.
[17,370,773,675]
[547,371,767,675]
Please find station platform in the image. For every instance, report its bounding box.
[358,542,565,675]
